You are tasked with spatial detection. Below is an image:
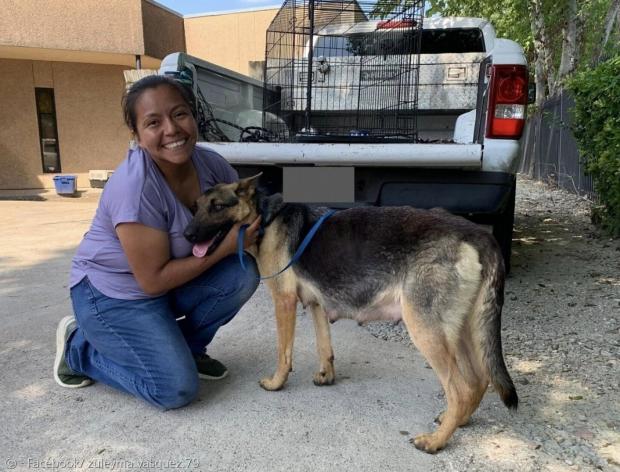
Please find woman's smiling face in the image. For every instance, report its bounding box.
[134,84,198,168]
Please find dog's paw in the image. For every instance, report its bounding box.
[259,377,284,391]
[410,433,445,454]
[312,370,335,386]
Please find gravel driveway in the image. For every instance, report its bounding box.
[366,176,620,471]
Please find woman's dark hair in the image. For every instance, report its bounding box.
[122,75,197,134]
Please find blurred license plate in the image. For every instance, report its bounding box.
[283,167,354,203]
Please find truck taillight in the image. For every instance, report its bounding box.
[486,65,528,139]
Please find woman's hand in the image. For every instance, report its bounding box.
[243,215,262,249]
[212,215,262,258]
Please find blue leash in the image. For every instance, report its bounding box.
[237,209,337,280]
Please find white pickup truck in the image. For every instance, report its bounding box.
[159,16,528,270]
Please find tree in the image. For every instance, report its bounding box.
[592,0,620,64]
[527,0,554,106]
[557,0,581,82]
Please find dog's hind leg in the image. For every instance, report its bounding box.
[401,300,480,454]
[259,292,297,391]
[434,335,488,428]
[309,303,335,386]
[434,324,490,428]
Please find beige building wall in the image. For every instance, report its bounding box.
[0,0,145,55]
[142,0,186,60]
[0,59,130,190]
[184,8,278,76]
[2,4,314,190]
[0,59,42,189]
[52,62,130,181]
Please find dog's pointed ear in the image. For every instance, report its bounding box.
[256,192,284,226]
[236,173,262,197]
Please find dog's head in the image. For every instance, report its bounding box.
[184,174,262,256]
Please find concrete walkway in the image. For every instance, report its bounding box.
[0,197,448,471]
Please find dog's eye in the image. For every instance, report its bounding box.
[212,203,226,212]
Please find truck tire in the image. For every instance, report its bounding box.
[492,181,516,274]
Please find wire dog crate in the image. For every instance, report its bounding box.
[263,0,425,143]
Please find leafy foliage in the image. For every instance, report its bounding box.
[568,55,620,236]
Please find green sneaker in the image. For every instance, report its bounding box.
[194,354,228,380]
[53,316,93,388]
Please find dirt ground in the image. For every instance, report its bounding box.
[367,176,620,471]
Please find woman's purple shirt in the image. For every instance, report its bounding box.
[69,146,238,300]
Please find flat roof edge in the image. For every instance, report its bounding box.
[184,5,281,19]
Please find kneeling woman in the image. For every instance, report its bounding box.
[54,75,261,409]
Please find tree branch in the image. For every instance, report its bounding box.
[528,0,552,104]
[557,0,580,83]
[594,0,620,64]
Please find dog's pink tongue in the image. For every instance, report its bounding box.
[192,237,215,258]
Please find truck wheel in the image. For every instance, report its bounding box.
[492,182,516,274]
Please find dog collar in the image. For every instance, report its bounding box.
[237,209,337,280]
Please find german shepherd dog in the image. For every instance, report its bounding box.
[184,175,518,453]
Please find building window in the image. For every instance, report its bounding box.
[35,88,61,173]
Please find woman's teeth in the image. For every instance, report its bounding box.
[163,139,186,150]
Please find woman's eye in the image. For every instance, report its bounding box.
[147,121,158,128]
[175,112,187,118]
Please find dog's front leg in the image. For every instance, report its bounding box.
[259,292,297,391]
[310,304,335,386]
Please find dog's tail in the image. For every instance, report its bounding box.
[475,248,518,410]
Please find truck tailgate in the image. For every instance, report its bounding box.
[200,142,482,167]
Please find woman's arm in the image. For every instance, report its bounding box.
[116,217,261,296]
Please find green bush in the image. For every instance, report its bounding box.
[568,55,620,237]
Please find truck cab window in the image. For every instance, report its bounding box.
[315,28,485,56]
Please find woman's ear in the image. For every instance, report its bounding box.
[133,130,141,146]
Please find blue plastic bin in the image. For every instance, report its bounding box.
[53,175,77,196]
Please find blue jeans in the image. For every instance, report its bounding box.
[67,255,259,410]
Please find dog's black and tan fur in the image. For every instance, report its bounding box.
[184,175,518,453]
